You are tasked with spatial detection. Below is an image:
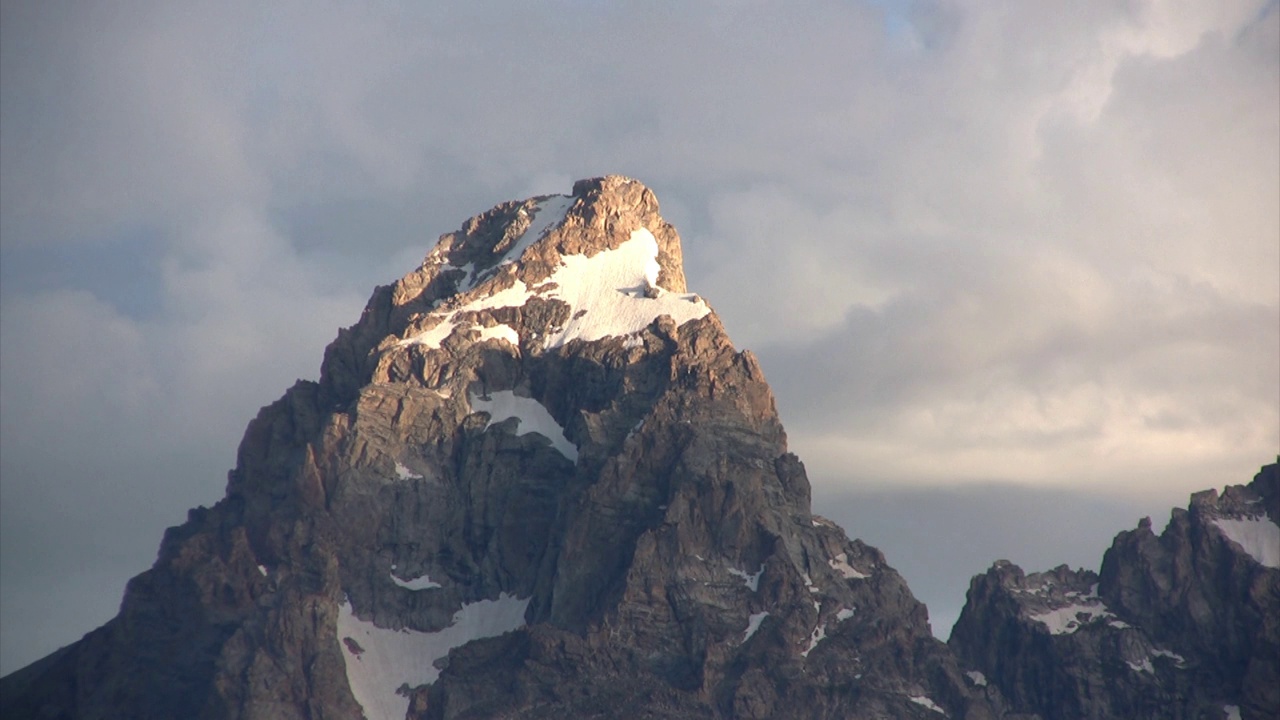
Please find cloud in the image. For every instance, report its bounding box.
[1,0,1276,674]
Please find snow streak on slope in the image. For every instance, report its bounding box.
[496,196,576,269]
[1212,517,1280,568]
[829,552,868,579]
[469,391,578,461]
[402,228,709,352]
[451,195,576,293]
[909,695,946,714]
[337,594,529,720]
[742,611,768,642]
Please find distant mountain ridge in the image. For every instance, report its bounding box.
[951,461,1279,720]
[0,177,1274,720]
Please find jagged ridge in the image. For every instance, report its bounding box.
[951,462,1280,720]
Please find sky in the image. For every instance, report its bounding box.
[1,0,1277,675]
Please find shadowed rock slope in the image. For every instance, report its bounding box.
[0,177,1012,720]
[951,462,1280,720]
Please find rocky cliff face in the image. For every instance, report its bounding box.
[0,177,1011,720]
[950,462,1280,720]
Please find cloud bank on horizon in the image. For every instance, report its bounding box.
[1,0,1276,675]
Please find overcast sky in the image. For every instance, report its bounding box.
[1,0,1276,675]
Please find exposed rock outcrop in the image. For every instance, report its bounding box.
[951,462,1280,720]
[0,177,1011,720]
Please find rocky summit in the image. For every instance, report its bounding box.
[1,176,1275,720]
[0,177,1008,719]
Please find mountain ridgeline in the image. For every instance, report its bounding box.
[1,177,1275,720]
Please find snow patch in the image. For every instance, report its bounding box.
[829,552,869,580]
[394,462,423,480]
[400,316,458,350]
[743,611,768,642]
[1127,657,1154,674]
[470,391,578,461]
[1108,619,1131,629]
[835,608,855,622]
[626,418,646,440]
[337,593,529,720]
[1223,705,1242,720]
[908,695,946,714]
[391,572,442,591]
[965,670,987,687]
[257,565,268,577]
[801,623,827,657]
[472,323,519,346]
[728,565,764,592]
[1028,602,1114,635]
[1212,516,1280,568]
[441,262,473,292]
[802,573,819,593]
[1151,648,1187,665]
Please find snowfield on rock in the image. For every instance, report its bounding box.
[337,594,529,720]
[538,227,708,348]
[402,226,709,352]
[1028,599,1116,635]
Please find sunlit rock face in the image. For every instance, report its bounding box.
[0,177,1011,720]
[951,462,1280,720]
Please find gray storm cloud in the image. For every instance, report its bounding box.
[1,0,1276,674]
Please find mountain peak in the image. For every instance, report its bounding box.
[0,177,1007,720]
[409,175,687,305]
[317,177,705,405]
[401,177,702,351]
